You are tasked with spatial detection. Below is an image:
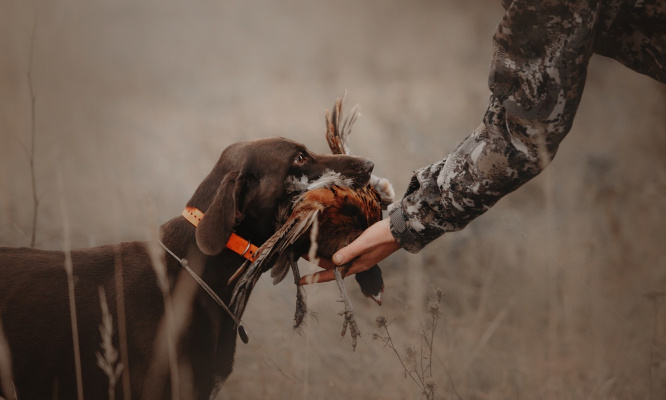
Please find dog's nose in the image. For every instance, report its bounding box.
[361,158,374,175]
[349,157,374,189]
[350,156,373,176]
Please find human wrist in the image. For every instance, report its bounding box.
[388,203,422,254]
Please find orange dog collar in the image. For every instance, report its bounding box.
[182,206,258,262]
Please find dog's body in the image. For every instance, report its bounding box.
[0,138,373,400]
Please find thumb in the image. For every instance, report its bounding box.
[332,237,365,265]
[332,248,351,265]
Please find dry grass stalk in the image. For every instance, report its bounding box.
[0,318,14,399]
[645,291,666,399]
[113,246,132,400]
[59,172,85,400]
[373,288,446,400]
[143,241,204,400]
[24,21,40,248]
[14,20,41,248]
[96,286,123,400]
[146,239,181,400]
[461,297,513,374]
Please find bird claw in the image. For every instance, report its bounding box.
[339,309,360,351]
[333,267,360,351]
[290,256,307,330]
[293,285,307,329]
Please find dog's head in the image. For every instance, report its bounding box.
[188,137,374,256]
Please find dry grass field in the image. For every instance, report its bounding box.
[2,0,666,399]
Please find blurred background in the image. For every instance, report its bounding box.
[2,0,666,399]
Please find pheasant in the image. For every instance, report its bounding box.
[230,95,393,350]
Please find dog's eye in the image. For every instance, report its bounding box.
[293,152,307,165]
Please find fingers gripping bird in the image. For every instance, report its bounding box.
[230,95,394,350]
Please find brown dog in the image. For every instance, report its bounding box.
[0,137,373,400]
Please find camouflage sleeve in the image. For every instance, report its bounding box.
[389,0,605,253]
[594,1,666,83]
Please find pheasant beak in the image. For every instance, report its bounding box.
[371,293,382,306]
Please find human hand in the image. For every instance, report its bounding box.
[299,218,401,284]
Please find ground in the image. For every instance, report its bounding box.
[1,1,666,399]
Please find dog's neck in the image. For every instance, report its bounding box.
[157,214,246,327]
[158,211,260,290]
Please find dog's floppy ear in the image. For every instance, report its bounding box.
[196,171,245,256]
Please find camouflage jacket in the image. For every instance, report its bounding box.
[389,0,666,253]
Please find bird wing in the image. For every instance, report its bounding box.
[230,200,323,320]
[268,205,321,284]
[270,252,292,286]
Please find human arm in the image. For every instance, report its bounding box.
[390,0,603,252]
[301,0,607,283]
